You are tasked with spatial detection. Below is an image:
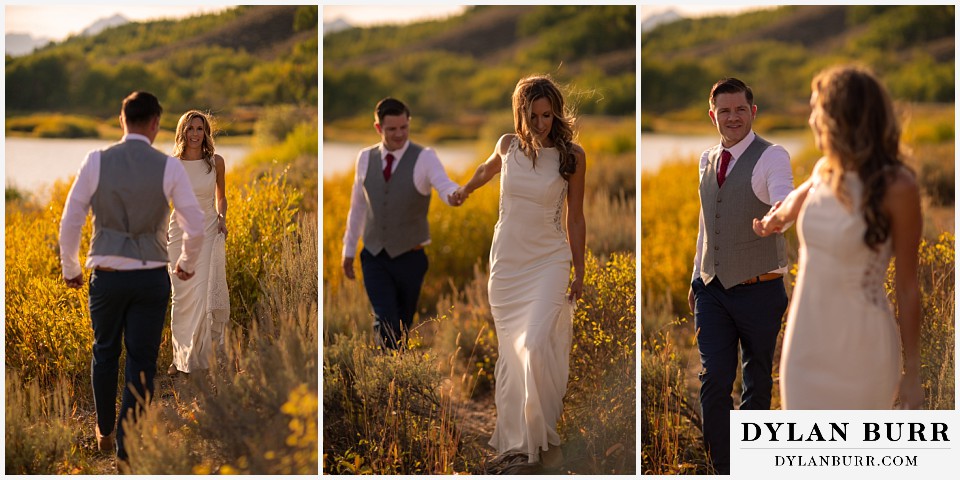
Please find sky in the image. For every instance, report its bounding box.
[639,4,774,21]
[5,5,235,41]
[322,5,467,28]
[322,4,770,28]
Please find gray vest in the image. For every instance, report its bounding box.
[89,140,170,264]
[362,143,431,258]
[699,135,786,287]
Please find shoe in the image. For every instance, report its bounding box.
[167,364,178,375]
[95,424,115,454]
[541,445,564,471]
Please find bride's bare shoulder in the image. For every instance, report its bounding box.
[496,134,516,156]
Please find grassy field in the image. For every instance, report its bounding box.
[640,103,955,474]
[4,119,319,474]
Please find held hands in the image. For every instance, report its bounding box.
[752,201,784,237]
[448,186,470,207]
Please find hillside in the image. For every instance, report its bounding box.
[641,5,954,119]
[5,5,318,124]
[323,5,635,134]
[128,6,313,64]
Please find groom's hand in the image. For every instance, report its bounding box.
[63,274,84,289]
[342,257,356,280]
[687,287,695,314]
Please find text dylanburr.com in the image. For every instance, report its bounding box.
[731,410,958,478]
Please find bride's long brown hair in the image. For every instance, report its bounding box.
[810,66,909,250]
[512,75,577,180]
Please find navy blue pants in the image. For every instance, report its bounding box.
[360,248,428,350]
[88,267,170,460]
[692,276,787,475]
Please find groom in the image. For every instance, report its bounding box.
[688,78,793,474]
[341,97,462,350]
[60,91,205,463]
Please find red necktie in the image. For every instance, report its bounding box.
[383,153,395,182]
[717,150,732,187]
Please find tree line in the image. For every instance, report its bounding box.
[323,5,636,130]
[5,6,318,119]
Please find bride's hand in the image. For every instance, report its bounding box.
[753,201,783,237]
[896,372,924,409]
[567,276,583,303]
[217,215,228,238]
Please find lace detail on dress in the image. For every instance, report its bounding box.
[861,242,892,311]
[553,183,567,234]
[206,232,230,345]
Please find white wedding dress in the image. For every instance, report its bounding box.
[780,170,900,409]
[488,138,574,463]
[167,158,230,373]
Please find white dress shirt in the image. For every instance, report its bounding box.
[342,140,460,258]
[692,130,794,281]
[59,134,205,279]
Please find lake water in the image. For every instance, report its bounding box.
[323,141,483,178]
[5,137,251,195]
[640,132,810,172]
[324,134,809,179]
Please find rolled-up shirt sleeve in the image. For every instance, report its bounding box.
[342,150,368,259]
[761,145,795,203]
[59,151,100,280]
[164,157,204,272]
[691,150,710,282]
[416,147,460,205]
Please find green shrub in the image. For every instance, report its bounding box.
[35,117,99,138]
[254,105,317,146]
[561,251,637,474]
[323,335,465,474]
[224,169,302,323]
[5,371,84,474]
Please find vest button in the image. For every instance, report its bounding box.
[715,229,720,234]
[714,260,720,266]
[717,198,723,203]
[714,245,719,250]
[715,213,720,218]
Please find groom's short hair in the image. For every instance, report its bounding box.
[375,97,410,124]
[709,78,754,108]
[122,91,163,126]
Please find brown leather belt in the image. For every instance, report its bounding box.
[410,245,423,251]
[740,273,783,285]
[95,267,118,272]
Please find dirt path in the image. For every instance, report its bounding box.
[81,371,202,475]
[455,392,497,473]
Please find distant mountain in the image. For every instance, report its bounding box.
[81,13,129,37]
[5,33,52,57]
[641,9,682,33]
[323,17,352,36]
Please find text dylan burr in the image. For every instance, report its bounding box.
[742,422,949,442]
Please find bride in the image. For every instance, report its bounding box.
[454,74,586,471]
[166,110,230,375]
[754,66,923,409]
